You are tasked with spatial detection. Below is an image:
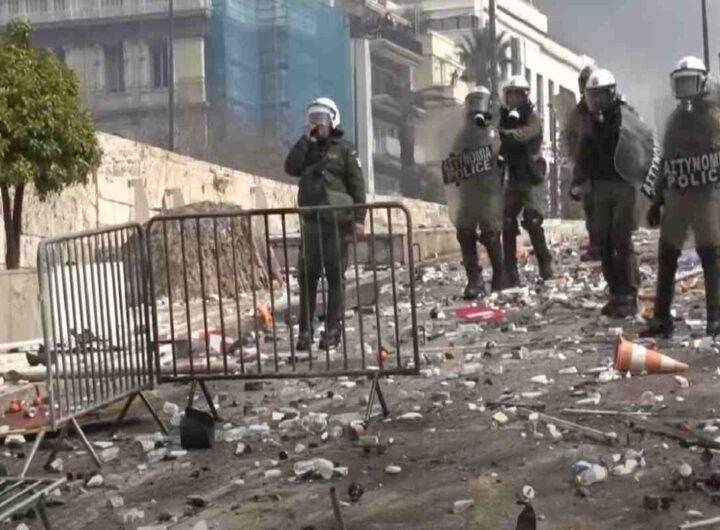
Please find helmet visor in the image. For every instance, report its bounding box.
[466,93,491,115]
[672,71,705,99]
[307,111,332,128]
[585,87,615,113]
[505,88,528,108]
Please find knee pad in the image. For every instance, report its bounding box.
[521,210,544,231]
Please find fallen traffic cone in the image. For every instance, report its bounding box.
[613,336,688,374]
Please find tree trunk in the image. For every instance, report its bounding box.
[1,184,24,270]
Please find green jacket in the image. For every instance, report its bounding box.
[285,131,366,224]
[499,105,546,185]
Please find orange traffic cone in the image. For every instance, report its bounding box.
[613,336,688,374]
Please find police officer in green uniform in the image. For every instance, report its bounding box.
[576,69,642,318]
[641,57,720,338]
[500,75,554,286]
[567,65,601,262]
[285,98,366,351]
[444,86,506,298]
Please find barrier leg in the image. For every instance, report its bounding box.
[71,417,101,468]
[111,392,138,436]
[330,487,346,530]
[43,423,69,472]
[138,391,169,435]
[19,428,46,478]
[364,373,390,422]
[199,380,221,421]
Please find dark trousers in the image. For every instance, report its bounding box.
[591,180,639,297]
[298,219,350,334]
[583,191,598,253]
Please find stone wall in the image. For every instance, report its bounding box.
[8,132,451,269]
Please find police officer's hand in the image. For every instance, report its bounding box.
[647,203,662,228]
[304,125,317,141]
[569,184,583,202]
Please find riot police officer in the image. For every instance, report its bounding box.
[500,75,553,286]
[567,65,600,261]
[443,86,506,298]
[576,70,645,318]
[285,98,366,351]
[641,57,720,338]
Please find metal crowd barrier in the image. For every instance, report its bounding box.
[34,224,166,471]
[146,203,420,415]
[28,203,419,470]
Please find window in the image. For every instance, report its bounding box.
[458,16,473,29]
[536,73,544,112]
[27,0,48,12]
[511,38,521,75]
[372,66,396,96]
[9,0,20,14]
[104,43,125,93]
[150,41,169,89]
[101,0,123,7]
[54,0,67,9]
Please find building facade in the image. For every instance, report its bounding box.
[394,0,595,212]
[0,0,352,167]
[0,0,212,157]
[345,0,426,196]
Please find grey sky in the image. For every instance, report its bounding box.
[535,0,720,125]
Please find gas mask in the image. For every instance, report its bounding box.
[466,92,491,128]
[586,86,616,121]
[306,110,332,142]
[672,72,706,112]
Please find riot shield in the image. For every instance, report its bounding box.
[442,123,504,229]
[614,105,661,199]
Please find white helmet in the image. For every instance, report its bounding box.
[585,69,617,113]
[671,56,707,100]
[503,75,531,94]
[306,97,341,129]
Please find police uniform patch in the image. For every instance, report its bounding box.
[665,150,720,191]
[442,146,495,186]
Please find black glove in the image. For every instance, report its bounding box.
[647,203,662,228]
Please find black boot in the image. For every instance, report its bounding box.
[613,241,640,318]
[601,296,619,316]
[457,228,486,299]
[698,247,720,337]
[319,327,341,350]
[640,244,680,338]
[524,216,554,281]
[503,218,521,287]
[296,332,312,352]
[480,231,506,292]
[614,295,638,318]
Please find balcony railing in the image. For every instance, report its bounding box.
[350,16,422,56]
[0,0,211,26]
